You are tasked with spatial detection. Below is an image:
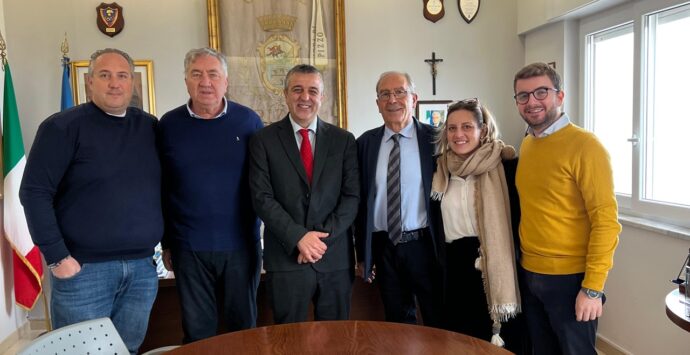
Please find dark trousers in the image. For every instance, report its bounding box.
[443,238,531,355]
[171,241,262,343]
[372,229,442,327]
[521,267,599,355]
[266,267,354,324]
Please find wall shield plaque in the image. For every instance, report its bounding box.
[458,0,480,24]
[96,2,124,37]
[423,0,445,23]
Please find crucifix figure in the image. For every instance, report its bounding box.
[424,51,443,95]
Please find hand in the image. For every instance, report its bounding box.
[162,249,173,271]
[356,262,376,283]
[296,231,329,263]
[50,256,81,279]
[575,290,603,321]
[297,253,309,264]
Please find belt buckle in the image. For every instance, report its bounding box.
[399,230,420,244]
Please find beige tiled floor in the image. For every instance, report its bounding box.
[1,330,43,355]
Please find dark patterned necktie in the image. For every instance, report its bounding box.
[387,134,402,244]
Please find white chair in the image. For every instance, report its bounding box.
[18,317,129,355]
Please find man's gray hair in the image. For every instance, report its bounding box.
[284,64,324,92]
[88,48,135,76]
[184,48,228,77]
[375,71,417,94]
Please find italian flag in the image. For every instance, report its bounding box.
[3,60,43,310]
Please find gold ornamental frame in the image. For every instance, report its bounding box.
[69,60,157,116]
[206,0,348,128]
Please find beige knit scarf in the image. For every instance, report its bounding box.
[431,140,521,344]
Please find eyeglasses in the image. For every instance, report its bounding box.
[513,87,559,104]
[377,89,409,101]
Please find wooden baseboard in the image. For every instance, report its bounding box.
[0,321,30,354]
[597,334,632,355]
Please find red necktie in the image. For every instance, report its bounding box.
[299,129,313,184]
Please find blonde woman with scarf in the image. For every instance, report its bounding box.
[430,99,530,354]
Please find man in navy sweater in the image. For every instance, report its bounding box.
[20,48,163,354]
[158,48,263,342]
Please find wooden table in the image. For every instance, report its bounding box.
[665,289,690,332]
[167,320,511,354]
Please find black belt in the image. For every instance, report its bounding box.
[374,227,427,244]
[402,228,426,243]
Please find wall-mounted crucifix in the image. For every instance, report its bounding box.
[424,51,443,95]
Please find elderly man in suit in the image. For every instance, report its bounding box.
[249,64,359,324]
[355,71,443,326]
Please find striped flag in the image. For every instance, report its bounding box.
[3,59,43,310]
[61,56,73,110]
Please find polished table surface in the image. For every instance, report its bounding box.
[167,320,512,354]
[665,289,690,332]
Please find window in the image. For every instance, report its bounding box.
[584,1,690,227]
[642,4,690,207]
[585,23,634,196]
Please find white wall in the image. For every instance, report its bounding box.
[522,20,579,121]
[600,225,690,355]
[3,0,207,151]
[345,0,525,146]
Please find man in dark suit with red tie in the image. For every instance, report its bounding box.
[249,64,359,324]
[355,71,443,327]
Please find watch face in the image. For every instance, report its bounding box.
[585,289,602,298]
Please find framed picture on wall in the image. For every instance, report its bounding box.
[416,100,452,127]
[70,60,157,116]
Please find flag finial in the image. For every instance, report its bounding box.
[61,33,70,65]
[0,30,7,68]
[61,32,69,56]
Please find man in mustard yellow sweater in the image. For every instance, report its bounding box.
[512,63,621,355]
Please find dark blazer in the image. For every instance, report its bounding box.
[249,116,359,273]
[354,118,441,280]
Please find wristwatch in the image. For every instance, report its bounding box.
[581,287,604,299]
[48,256,70,269]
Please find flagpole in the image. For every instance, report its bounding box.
[41,290,51,331]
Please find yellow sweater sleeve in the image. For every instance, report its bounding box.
[517,124,621,291]
[573,129,620,290]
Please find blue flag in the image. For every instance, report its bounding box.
[61,57,74,110]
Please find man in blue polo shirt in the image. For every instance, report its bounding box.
[158,47,263,343]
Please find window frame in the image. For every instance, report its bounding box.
[580,0,690,228]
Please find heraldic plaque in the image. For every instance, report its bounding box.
[423,0,445,23]
[458,0,480,24]
[97,2,124,37]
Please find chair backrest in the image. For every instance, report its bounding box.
[18,317,129,355]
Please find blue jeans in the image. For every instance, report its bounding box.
[50,257,158,355]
